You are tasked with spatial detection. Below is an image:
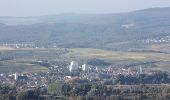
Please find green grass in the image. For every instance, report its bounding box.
[68,48,170,61]
[0,61,48,73]
[0,48,62,73]
[66,48,170,72]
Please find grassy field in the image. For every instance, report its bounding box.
[0,61,48,73]
[67,48,170,71]
[68,48,170,61]
[0,47,51,73]
[0,46,15,51]
[0,47,169,72]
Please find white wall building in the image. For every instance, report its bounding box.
[140,66,143,74]
[82,64,88,71]
[69,61,79,72]
[13,73,18,80]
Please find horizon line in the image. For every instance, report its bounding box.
[0,6,169,17]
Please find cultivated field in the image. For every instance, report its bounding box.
[68,48,170,61]
[0,46,15,51]
[0,47,169,72]
[67,48,170,71]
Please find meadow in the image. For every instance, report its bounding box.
[0,46,169,72]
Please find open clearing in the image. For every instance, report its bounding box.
[69,48,170,61]
[0,46,15,51]
[67,48,170,72]
[0,61,48,73]
[0,47,169,72]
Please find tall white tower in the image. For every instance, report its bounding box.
[13,73,18,80]
[140,66,143,74]
[128,68,130,75]
[82,64,88,71]
[69,61,79,72]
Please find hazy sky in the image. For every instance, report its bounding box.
[0,0,170,16]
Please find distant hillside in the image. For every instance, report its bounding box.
[0,7,170,52]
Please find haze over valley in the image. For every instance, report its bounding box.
[0,3,170,99]
[0,7,170,53]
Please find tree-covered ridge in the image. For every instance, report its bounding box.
[0,7,170,51]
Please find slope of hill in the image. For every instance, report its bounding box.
[0,7,170,52]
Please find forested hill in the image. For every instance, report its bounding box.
[0,7,170,51]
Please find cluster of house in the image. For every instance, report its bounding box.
[64,61,155,81]
[0,60,166,89]
[139,36,170,44]
[1,43,36,48]
[0,72,49,90]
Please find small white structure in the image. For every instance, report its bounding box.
[140,66,143,74]
[121,24,134,29]
[82,64,88,71]
[128,68,130,75]
[64,76,72,79]
[95,67,98,72]
[69,61,79,72]
[13,73,18,80]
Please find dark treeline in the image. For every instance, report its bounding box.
[0,72,170,100]
[1,83,170,100]
[114,72,170,85]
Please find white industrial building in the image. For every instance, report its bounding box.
[82,64,86,71]
[69,61,79,72]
